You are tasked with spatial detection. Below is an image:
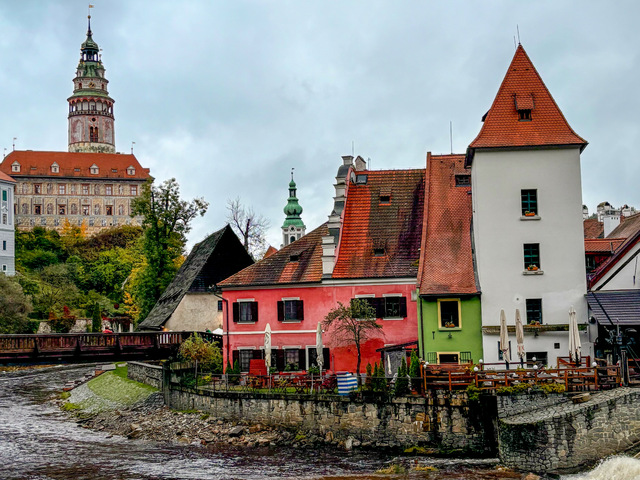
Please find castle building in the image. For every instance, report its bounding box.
[0,15,150,235]
[281,170,305,247]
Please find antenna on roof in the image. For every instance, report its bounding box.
[12,137,16,151]
[513,36,517,50]
[367,157,371,170]
[351,140,354,156]
[131,141,135,154]
[449,121,453,154]
[517,25,521,45]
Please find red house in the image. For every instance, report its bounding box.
[219,156,425,373]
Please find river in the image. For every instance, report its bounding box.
[1,366,639,480]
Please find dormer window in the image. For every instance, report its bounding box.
[289,254,300,262]
[455,174,470,186]
[355,174,368,184]
[515,93,534,121]
[50,162,59,173]
[518,109,532,121]
[111,169,118,173]
[379,195,391,204]
[373,247,385,257]
[90,164,99,175]
[127,166,136,176]
[11,162,20,173]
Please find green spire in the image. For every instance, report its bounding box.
[282,168,305,229]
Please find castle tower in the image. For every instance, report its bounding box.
[282,169,305,246]
[68,15,115,153]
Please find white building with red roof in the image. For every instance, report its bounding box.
[466,45,589,365]
[0,170,16,275]
[0,16,151,235]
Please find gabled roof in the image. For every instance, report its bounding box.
[331,169,425,279]
[589,216,640,289]
[587,290,640,326]
[219,224,327,287]
[0,150,150,180]
[139,225,253,329]
[0,171,15,183]
[584,238,625,254]
[583,218,604,239]
[607,212,640,239]
[418,154,478,295]
[468,45,587,158]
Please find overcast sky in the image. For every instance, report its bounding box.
[1,1,638,251]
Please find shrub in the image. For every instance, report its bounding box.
[466,384,481,402]
[394,358,409,396]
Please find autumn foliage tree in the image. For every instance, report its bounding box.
[323,299,384,387]
[178,333,222,379]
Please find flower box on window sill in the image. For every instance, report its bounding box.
[520,214,541,221]
[523,269,544,275]
[439,326,461,332]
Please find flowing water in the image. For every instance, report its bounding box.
[1,366,639,480]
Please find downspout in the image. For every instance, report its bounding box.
[418,290,425,359]
[213,288,230,366]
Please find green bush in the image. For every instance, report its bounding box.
[394,358,409,396]
[466,384,481,402]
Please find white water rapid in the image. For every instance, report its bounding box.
[564,456,640,480]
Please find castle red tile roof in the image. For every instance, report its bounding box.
[0,150,151,180]
[219,224,326,287]
[0,171,15,183]
[417,154,478,295]
[468,45,587,153]
[583,218,604,239]
[331,169,425,279]
[584,238,625,254]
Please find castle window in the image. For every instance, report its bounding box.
[34,205,41,215]
[51,163,59,173]
[82,205,90,216]
[82,184,89,195]
[105,185,113,196]
[526,299,543,325]
[130,185,137,196]
[106,205,113,216]
[11,162,20,172]
[523,243,541,270]
[518,109,532,121]
[455,174,470,186]
[89,127,99,142]
[521,189,538,216]
[58,205,66,215]
[127,166,136,176]
[58,185,65,195]
[90,165,99,175]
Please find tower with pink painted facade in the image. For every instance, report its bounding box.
[68,15,115,154]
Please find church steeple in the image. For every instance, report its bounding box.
[282,169,306,247]
[68,14,116,153]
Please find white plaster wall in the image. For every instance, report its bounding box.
[0,182,15,276]
[164,294,223,332]
[471,147,588,363]
[592,243,640,291]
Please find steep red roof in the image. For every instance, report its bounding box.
[0,171,15,183]
[263,246,278,259]
[219,224,326,287]
[0,150,151,180]
[468,45,586,152]
[418,154,478,295]
[584,238,625,254]
[583,219,604,239]
[608,213,640,239]
[332,169,425,279]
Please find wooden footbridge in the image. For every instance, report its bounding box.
[0,332,220,364]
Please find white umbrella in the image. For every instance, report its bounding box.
[499,309,511,368]
[315,323,324,372]
[264,323,272,372]
[386,353,392,375]
[515,309,525,366]
[568,306,581,365]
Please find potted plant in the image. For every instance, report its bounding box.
[527,265,539,271]
[444,321,456,328]
[524,211,536,217]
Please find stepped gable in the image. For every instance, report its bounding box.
[331,168,425,279]
[139,225,253,330]
[219,223,327,287]
[0,151,150,180]
[417,154,477,295]
[468,45,587,155]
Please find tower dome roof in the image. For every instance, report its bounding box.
[282,171,305,228]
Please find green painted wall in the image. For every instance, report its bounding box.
[417,295,483,364]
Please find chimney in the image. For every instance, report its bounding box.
[354,156,366,171]
[603,210,621,237]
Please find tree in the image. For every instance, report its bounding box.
[0,275,34,334]
[323,299,384,387]
[91,303,102,333]
[178,333,222,380]
[131,178,208,319]
[226,197,270,259]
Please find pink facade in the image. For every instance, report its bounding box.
[222,283,417,373]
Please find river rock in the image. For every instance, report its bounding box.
[345,437,354,451]
[521,474,540,480]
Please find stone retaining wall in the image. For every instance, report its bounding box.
[127,361,163,389]
[496,393,568,419]
[167,386,495,453]
[499,388,640,473]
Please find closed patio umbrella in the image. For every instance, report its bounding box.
[568,306,581,366]
[515,309,525,367]
[315,323,324,373]
[264,323,272,372]
[499,309,511,369]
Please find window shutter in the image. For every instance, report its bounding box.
[277,301,284,322]
[251,302,259,323]
[298,300,304,321]
[232,350,240,365]
[322,348,330,370]
[298,348,307,370]
[399,297,407,318]
[253,349,263,360]
[232,302,239,322]
[275,349,285,371]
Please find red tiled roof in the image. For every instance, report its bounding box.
[219,224,326,287]
[418,154,478,295]
[0,150,151,180]
[263,246,278,258]
[583,219,604,239]
[584,238,625,254]
[469,45,587,151]
[608,212,640,239]
[0,171,15,183]
[332,169,425,279]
